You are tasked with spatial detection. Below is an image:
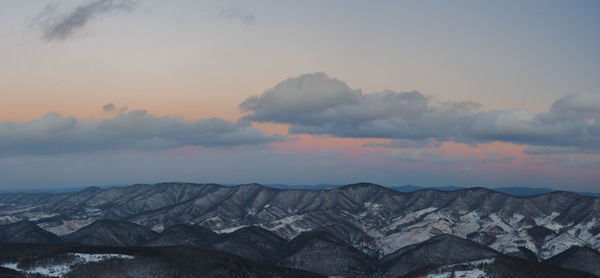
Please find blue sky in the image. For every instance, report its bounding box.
[0,0,598,190]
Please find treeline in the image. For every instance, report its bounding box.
[0,244,323,278]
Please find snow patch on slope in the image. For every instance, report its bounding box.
[422,258,494,278]
[261,214,312,238]
[540,233,586,259]
[39,220,93,236]
[374,209,454,255]
[534,212,566,233]
[384,207,438,232]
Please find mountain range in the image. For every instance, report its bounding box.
[0,182,599,277]
[3,183,599,197]
[1,220,598,277]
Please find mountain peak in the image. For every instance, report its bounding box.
[338,182,388,190]
[236,183,266,188]
[81,186,103,192]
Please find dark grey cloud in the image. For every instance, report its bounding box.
[36,0,136,41]
[241,73,600,154]
[219,7,256,26]
[0,110,284,156]
[102,103,116,112]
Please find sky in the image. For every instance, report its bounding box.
[0,0,599,191]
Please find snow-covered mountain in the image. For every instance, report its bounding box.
[1,182,598,260]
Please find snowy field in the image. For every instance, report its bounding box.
[421,258,494,278]
[1,253,134,277]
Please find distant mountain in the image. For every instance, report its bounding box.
[490,186,556,196]
[391,184,600,197]
[61,220,158,246]
[390,185,465,192]
[546,246,600,276]
[0,185,129,194]
[265,183,600,197]
[0,221,60,244]
[263,184,340,190]
[3,182,598,196]
[490,187,600,197]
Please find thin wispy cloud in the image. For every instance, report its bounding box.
[389,149,463,166]
[35,0,136,41]
[363,139,442,149]
[523,146,600,155]
[219,7,256,26]
[553,155,600,169]
[482,152,516,165]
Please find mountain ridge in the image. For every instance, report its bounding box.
[1,182,599,262]
[3,182,600,197]
[1,222,597,277]
[0,220,600,277]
